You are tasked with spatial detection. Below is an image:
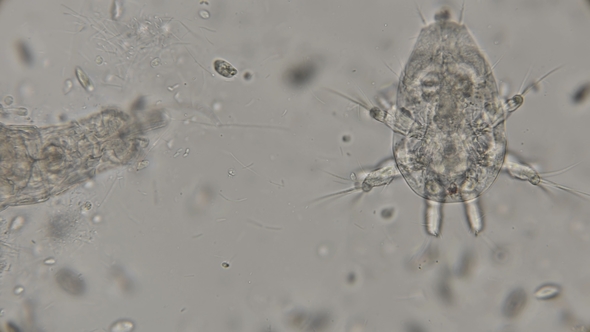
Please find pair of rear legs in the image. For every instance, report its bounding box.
[357,90,550,236]
[356,153,543,236]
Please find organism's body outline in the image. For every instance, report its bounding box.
[0,106,169,212]
[329,7,585,237]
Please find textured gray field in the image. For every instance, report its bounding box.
[0,0,590,331]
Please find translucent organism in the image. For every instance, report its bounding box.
[501,287,527,318]
[3,96,14,106]
[150,57,161,68]
[327,8,587,236]
[213,59,238,78]
[198,9,210,19]
[0,107,168,212]
[63,79,73,94]
[43,257,56,265]
[534,283,561,300]
[55,267,86,296]
[74,66,94,92]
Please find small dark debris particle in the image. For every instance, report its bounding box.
[5,321,22,332]
[243,71,253,81]
[130,95,147,111]
[346,271,356,284]
[572,82,590,104]
[434,8,451,21]
[284,60,317,88]
[380,207,395,219]
[221,261,230,268]
[342,134,351,143]
[502,287,527,318]
[55,267,86,296]
[15,39,34,67]
[492,246,510,265]
[405,321,426,332]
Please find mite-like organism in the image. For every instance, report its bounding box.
[326,8,587,236]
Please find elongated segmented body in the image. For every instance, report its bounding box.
[0,107,168,211]
[336,8,573,236]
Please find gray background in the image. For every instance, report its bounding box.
[1,0,590,331]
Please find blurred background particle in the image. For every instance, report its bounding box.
[533,283,561,300]
[47,214,79,240]
[43,257,56,265]
[283,58,319,88]
[572,82,590,104]
[435,269,454,304]
[316,242,333,260]
[129,95,147,111]
[453,249,475,278]
[110,265,136,294]
[150,57,161,68]
[109,319,135,332]
[242,71,253,81]
[344,265,364,289]
[380,206,395,220]
[110,0,124,21]
[3,95,13,106]
[213,59,237,78]
[55,267,86,296]
[198,9,210,19]
[63,79,73,94]
[491,245,511,265]
[8,216,26,233]
[91,214,103,224]
[405,321,427,332]
[185,184,215,215]
[136,159,149,170]
[14,39,34,67]
[12,285,24,295]
[4,321,22,332]
[501,287,527,318]
[283,306,331,332]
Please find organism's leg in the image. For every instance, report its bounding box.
[324,88,409,135]
[368,105,415,136]
[504,67,562,116]
[375,82,397,111]
[308,157,400,206]
[424,199,443,237]
[463,198,484,236]
[503,154,541,185]
[503,153,590,199]
[359,160,401,192]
